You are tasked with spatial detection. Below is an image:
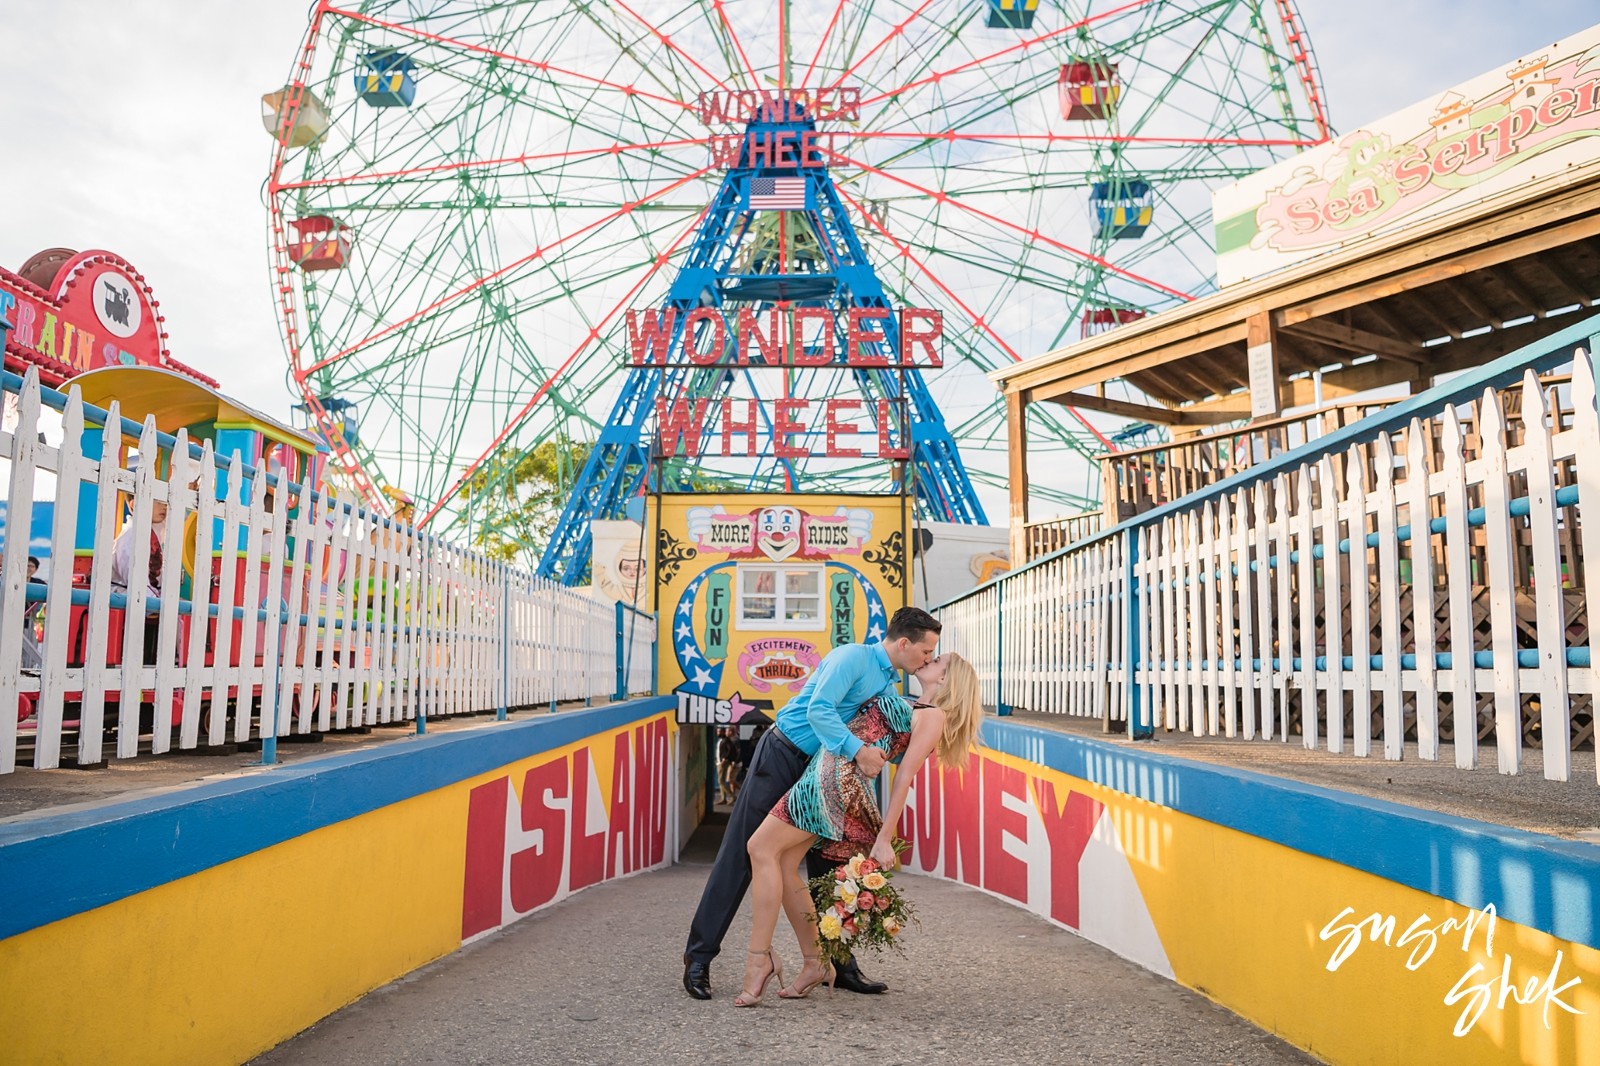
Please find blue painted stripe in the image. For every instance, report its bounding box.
[979,718,1600,950]
[0,696,674,941]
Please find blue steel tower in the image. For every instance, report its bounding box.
[537,101,987,585]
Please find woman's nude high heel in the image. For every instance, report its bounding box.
[778,955,835,999]
[732,948,784,1007]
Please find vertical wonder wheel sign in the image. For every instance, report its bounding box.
[656,493,909,722]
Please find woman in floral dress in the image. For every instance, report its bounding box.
[733,653,983,1006]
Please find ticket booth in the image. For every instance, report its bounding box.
[645,492,911,828]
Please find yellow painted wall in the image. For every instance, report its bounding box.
[900,741,1600,1066]
[0,790,460,1066]
[0,712,674,1066]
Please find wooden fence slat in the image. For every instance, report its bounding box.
[1374,432,1405,761]
[35,389,89,769]
[1346,449,1373,759]
[1479,387,1524,775]
[1405,420,1439,761]
[1573,348,1600,783]
[1319,456,1345,754]
[1295,467,1318,749]
[1520,372,1572,781]
[1440,406,1478,770]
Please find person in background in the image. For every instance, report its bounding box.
[735,722,764,793]
[110,495,168,607]
[2,554,47,671]
[681,606,942,1002]
[20,557,45,670]
[716,727,740,806]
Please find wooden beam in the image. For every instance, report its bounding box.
[1439,277,1504,330]
[1281,318,1422,362]
[1523,255,1595,309]
[993,181,1600,403]
[1494,268,1550,320]
[1365,301,1426,346]
[1246,310,1282,420]
[1182,361,1409,418]
[1001,322,1251,397]
[1179,312,1577,418]
[1190,349,1250,386]
[1399,292,1463,341]
[1035,388,1235,426]
[1007,388,1030,565]
[1279,205,1600,326]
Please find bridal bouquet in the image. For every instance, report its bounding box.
[806,845,916,964]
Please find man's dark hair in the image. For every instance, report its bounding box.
[886,606,942,644]
[27,556,40,568]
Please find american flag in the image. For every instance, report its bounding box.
[747,176,807,211]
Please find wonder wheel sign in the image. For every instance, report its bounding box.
[264,1,1331,576]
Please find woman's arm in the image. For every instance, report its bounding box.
[870,705,945,868]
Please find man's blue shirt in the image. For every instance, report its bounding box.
[775,642,899,759]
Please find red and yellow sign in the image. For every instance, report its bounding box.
[0,249,215,388]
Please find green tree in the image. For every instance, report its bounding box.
[461,436,592,563]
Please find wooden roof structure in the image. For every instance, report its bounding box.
[992,162,1600,547]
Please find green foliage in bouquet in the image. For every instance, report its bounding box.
[806,842,918,965]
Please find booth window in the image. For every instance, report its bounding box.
[737,564,824,630]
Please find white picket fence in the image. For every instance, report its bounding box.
[0,368,656,774]
[937,315,1600,783]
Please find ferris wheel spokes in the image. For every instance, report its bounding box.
[417,201,715,527]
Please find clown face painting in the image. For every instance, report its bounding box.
[755,506,801,561]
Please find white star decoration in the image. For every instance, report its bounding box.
[678,599,693,617]
[675,622,693,641]
[869,601,884,617]
[867,623,884,640]
[680,643,702,662]
[691,665,714,687]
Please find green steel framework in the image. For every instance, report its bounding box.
[265,0,1331,558]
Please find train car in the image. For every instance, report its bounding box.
[47,365,334,740]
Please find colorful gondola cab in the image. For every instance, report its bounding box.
[288,217,350,272]
[1060,60,1120,121]
[356,50,417,108]
[985,0,1039,30]
[296,395,361,449]
[260,85,332,148]
[1090,180,1154,240]
[1080,306,1146,338]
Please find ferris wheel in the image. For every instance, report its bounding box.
[265,0,1330,559]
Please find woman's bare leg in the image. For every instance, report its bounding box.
[777,837,830,994]
[744,816,816,993]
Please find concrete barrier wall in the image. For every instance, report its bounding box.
[899,720,1600,1066]
[0,697,676,1066]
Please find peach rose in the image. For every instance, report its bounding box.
[882,916,902,937]
[861,872,887,891]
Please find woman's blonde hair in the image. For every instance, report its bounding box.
[931,653,983,769]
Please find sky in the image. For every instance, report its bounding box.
[2,0,1597,518]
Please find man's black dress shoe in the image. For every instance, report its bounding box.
[682,956,712,1000]
[831,956,888,995]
